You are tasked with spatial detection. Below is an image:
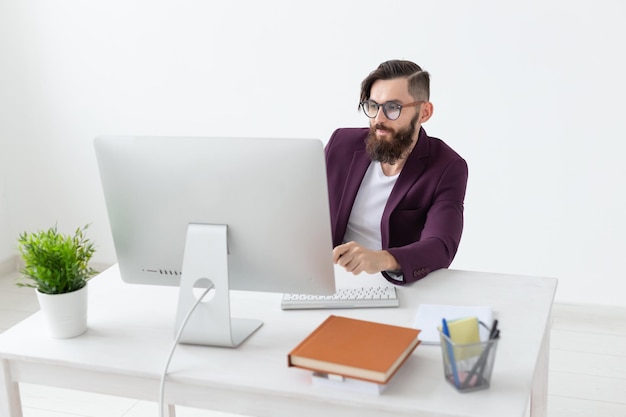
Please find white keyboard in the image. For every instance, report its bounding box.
[281,286,399,310]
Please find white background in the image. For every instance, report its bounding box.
[1,0,624,306]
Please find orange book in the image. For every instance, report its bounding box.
[287,315,421,384]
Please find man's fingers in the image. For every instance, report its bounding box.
[332,245,347,263]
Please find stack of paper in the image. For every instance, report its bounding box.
[413,304,494,344]
[311,372,387,395]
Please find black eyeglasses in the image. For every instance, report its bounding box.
[359,99,424,121]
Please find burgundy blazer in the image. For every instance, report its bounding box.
[325,127,468,284]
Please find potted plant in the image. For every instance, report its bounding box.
[17,224,98,338]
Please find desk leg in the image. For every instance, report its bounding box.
[164,404,176,417]
[530,322,550,417]
[0,360,23,417]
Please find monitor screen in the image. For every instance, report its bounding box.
[94,135,336,347]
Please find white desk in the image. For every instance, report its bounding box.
[0,265,557,417]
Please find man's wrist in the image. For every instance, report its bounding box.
[382,250,401,273]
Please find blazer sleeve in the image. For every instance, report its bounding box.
[384,156,468,284]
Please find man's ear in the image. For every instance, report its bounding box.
[420,102,434,123]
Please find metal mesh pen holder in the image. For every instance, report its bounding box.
[439,323,499,392]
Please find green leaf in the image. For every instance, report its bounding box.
[16,224,98,294]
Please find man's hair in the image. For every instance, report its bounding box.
[359,60,430,103]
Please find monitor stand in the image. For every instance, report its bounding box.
[174,223,263,347]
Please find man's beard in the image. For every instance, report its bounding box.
[365,114,419,164]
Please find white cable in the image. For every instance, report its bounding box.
[158,287,212,417]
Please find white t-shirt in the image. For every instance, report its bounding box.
[343,161,399,250]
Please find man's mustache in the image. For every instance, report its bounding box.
[374,124,393,132]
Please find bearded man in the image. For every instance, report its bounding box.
[325,59,468,284]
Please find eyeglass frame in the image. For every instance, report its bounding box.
[359,99,425,121]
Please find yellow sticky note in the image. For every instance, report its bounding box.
[447,317,480,344]
[444,317,481,360]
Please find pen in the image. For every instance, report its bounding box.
[442,318,460,388]
[476,329,499,380]
[461,325,500,389]
[489,319,499,340]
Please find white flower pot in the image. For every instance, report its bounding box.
[36,284,88,338]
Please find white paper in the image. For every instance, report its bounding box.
[414,304,494,345]
[311,372,387,395]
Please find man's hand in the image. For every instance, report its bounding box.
[332,241,400,275]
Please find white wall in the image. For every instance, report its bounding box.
[0,3,17,262]
[1,0,625,306]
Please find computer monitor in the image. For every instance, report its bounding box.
[94,135,336,347]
